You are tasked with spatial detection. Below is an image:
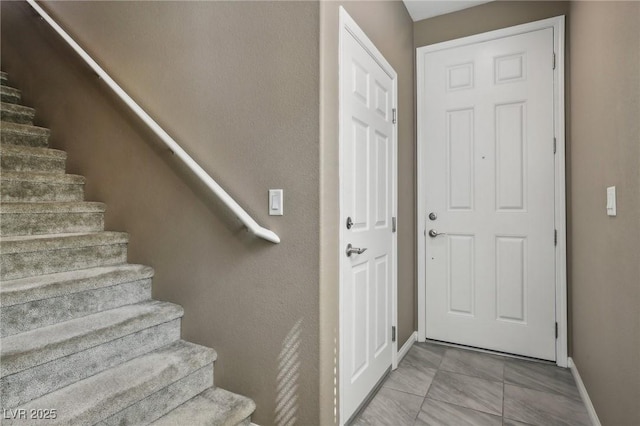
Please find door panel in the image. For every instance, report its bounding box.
[340,21,396,422]
[421,28,556,360]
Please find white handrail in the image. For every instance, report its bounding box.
[27,0,280,244]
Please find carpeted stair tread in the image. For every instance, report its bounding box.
[0,315,178,409]
[1,300,184,377]
[1,170,84,184]
[0,85,20,104]
[0,264,154,307]
[1,143,66,159]
[1,121,50,147]
[0,201,105,214]
[1,171,85,203]
[1,145,66,173]
[1,102,36,124]
[0,232,128,280]
[0,71,256,425]
[3,341,216,426]
[1,121,49,136]
[0,231,127,254]
[152,387,256,426]
[0,201,106,236]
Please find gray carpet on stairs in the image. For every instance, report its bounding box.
[0,71,255,425]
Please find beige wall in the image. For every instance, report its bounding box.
[319,1,414,423]
[1,2,320,424]
[414,1,570,48]
[569,2,640,424]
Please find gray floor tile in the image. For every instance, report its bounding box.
[502,419,535,426]
[415,398,502,426]
[383,364,437,397]
[426,370,503,416]
[401,342,446,370]
[503,384,590,426]
[504,359,581,401]
[439,348,505,382]
[354,387,424,426]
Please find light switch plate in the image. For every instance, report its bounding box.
[269,189,283,216]
[606,186,616,216]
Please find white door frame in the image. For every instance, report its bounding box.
[339,6,399,424]
[416,16,567,367]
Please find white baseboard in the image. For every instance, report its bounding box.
[568,357,601,426]
[398,331,417,363]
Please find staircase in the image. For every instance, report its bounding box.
[0,71,256,425]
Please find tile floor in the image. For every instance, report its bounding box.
[353,341,591,426]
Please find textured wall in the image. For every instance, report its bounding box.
[414,1,570,48]
[0,2,320,424]
[319,2,414,424]
[569,2,640,424]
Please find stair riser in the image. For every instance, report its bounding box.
[1,181,84,202]
[1,93,20,104]
[0,243,127,280]
[1,131,49,148]
[1,279,152,337]
[1,319,181,409]
[1,211,104,237]
[100,365,214,426]
[1,110,34,125]
[1,153,65,173]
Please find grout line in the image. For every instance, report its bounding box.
[424,339,555,365]
[436,366,504,384]
[424,395,502,418]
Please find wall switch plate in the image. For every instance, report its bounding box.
[606,186,616,216]
[269,189,284,216]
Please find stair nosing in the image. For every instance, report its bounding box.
[10,341,215,425]
[151,387,256,426]
[0,231,129,254]
[0,102,35,114]
[1,121,50,136]
[1,300,185,377]
[0,264,155,307]
[0,171,84,183]
[0,144,67,159]
[0,201,106,214]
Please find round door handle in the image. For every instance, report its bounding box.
[346,243,367,257]
[428,229,446,238]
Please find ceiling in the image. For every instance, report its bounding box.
[402,1,494,22]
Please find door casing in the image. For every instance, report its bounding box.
[338,6,399,424]
[416,16,567,367]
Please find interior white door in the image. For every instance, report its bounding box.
[340,12,396,422]
[421,28,556,360]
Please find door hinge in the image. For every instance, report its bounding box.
[554,229,558,246]
[392,217,397,233]
[392,108,397,124]
[553,137,557,154]
[555,322,559,338]
[392,326,396,342]
[552,52,556,70]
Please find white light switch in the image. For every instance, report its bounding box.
[606,186,616,216]
[269,189,283,216]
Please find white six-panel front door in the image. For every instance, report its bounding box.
[420,28,557,360]
[339,9,397,423]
